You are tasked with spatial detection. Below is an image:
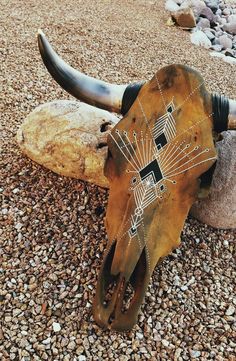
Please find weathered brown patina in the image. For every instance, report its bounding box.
[93,64,217,330]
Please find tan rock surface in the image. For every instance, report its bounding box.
[190,131,236,229]
[17,100,117,188]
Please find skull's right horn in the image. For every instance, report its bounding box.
[37,30,143,115]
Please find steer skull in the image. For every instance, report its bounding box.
[38,30,236,331]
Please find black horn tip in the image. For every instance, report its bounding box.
[212,93,229,133]
[121,82,145,115]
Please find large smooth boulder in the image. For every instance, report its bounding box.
[17,101,236,229]
[190,131,236,229]
[17,100,117,188]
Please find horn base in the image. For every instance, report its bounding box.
[212,93,229,133]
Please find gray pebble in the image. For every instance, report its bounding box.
[197,17,211,29]
[219,34,232,48]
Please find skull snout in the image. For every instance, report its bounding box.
[93,241,150,331]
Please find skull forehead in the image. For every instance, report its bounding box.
[106,64,214,180]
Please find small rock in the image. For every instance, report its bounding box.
[174,348,182,360]
[225,305,235,316]
[225,49,236,58]
[223,55,236,65]
[190,350,201,358]
[204,29,215,40]
[15,222,23,231]
[42,337,51,345]
[200,6,214,21]
[228,14,236,24]
[213,14,227,26]
[222,8,231,16]
[204,0,219,13]
[155,321,162,330]
[197,17,211,30]
[162,339,169,347]
[223,239,229,247]
[61,337,69,347]
[78,356,86,361]
[190,30,212,48]
[218,34,232,49]
[52,322,61,332]
[173,275,181,286]
[172,7,196,28]
[59,290,68,300]
[13,308,22,317]
[223,22,236,35]
[68,340,76,350]
[210,44,223,51]
[165,0,180,12]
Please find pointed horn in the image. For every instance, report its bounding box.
[37,30,143,115]
[212,94,236,131]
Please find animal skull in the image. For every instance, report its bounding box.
[37,31,236,331]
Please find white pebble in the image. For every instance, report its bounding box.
[52,322,61,332]
[225,305,235,316]
[209,51,225,58]
[42,337,51,345]
[136,332,144,339]
[162,339,169,347]
[223,56,236,65]
[78,356,86,361]
[190,350,201,358]
[190,30,212,49]
[165,0,180,12]
[15,222,23,231]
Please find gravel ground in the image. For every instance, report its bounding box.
[0,0,236,360]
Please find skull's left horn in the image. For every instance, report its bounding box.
[37,30,143,115]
